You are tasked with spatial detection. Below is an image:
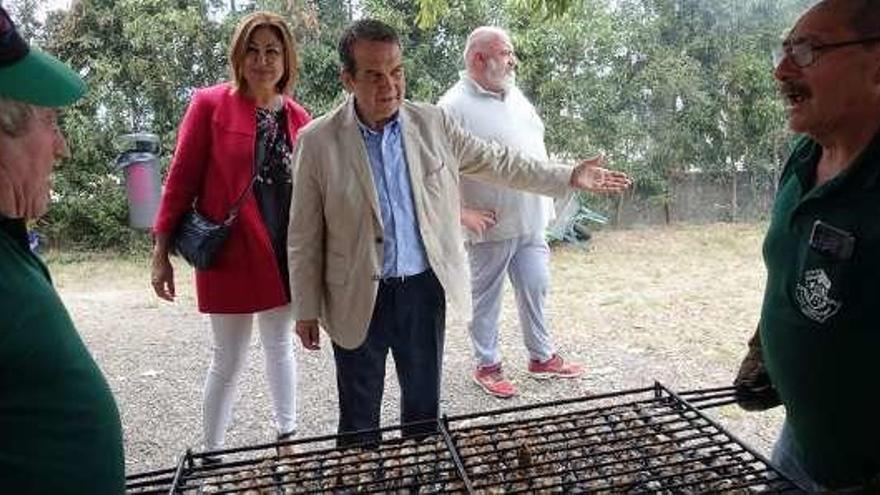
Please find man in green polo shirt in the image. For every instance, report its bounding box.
[733,0,880,491]
[0,6,125,493]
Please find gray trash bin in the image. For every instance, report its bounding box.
[115,133,161,230]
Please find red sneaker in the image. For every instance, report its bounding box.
[528,354,585,379]
[473,364,517,398]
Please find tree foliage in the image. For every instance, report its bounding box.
[414,0,578,29]
[6,0,813,250]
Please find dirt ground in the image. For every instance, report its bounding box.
[50,222,784,477]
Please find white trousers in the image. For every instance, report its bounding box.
[467,233,555,367]
[203,304,296,450]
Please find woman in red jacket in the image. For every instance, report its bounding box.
[150,11,310,457]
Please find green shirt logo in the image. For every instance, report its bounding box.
[795,268,841,323]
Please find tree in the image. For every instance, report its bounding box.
[414,0,578,28]
[3,0,814,249]
[5,0,40,41]
[39,0,228,250]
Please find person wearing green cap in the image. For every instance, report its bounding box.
[0,6,125,493]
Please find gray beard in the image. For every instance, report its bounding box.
[485,60,516,91]
[503,73,516,89]
[487,73,516,92]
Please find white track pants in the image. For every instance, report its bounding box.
[467,233,555,367]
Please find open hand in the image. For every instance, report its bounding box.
[570,155,632,194]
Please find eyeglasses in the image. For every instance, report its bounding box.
[773,35,880,68]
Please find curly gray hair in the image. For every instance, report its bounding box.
[0,96,35,138]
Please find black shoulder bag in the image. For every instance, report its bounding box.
[173,174,257,270]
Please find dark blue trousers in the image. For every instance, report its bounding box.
[332,269,445,447]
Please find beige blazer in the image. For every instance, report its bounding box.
[288,97,572,349]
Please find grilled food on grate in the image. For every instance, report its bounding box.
[126,383,799,494]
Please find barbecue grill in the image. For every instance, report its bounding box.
[126,382,799,494]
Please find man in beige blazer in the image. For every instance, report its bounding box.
[288,19,630,446]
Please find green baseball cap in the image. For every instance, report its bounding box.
[0,6,85,107]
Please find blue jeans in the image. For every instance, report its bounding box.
[772,420,822,493]
[772,420,876,493]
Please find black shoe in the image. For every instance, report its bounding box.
[276,429,296,458]
[198,455,223,468]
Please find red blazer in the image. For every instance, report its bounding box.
[154,83,311,313]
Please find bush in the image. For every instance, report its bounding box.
[41,172,152,253]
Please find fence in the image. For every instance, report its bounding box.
[605,171,778,227]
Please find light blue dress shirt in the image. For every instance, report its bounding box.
[356,113,429,278]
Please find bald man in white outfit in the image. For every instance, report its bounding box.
[438,27,585,398]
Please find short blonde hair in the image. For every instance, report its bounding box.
[228,11,298,95]
[0,97,34,138]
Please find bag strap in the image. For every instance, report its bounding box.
[222,173,258,226]
[220,107,283,226]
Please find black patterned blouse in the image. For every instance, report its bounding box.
[254,106,293,298]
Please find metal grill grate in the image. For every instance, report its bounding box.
[445,384,791,493]
[126,422,463,494]
[126,382,799,494]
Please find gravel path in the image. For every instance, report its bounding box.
[53,223,783,476]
